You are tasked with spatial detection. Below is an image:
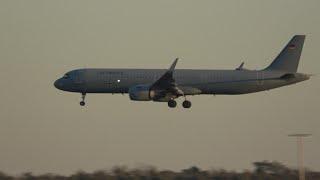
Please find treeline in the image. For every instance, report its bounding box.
[1,161,319,180]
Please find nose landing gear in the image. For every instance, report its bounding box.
[80,93,86,106]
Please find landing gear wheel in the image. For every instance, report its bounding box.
[80,101,85,106]
[182,100,192,108]
[168,100,177,108]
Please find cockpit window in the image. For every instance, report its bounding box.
[63,74,70,79]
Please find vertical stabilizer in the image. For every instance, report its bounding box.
[265,35,305,72]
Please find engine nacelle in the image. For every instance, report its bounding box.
[128,85,156,101]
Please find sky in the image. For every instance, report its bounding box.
[0,0,319,175]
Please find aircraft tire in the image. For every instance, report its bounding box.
[182,100,191,108]
[80,101,86,106]
[168,100,177,108]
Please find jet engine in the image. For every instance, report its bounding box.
[128,85,156,101]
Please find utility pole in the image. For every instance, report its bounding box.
[288,134,311,180]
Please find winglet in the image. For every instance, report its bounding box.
[168,58,179,73]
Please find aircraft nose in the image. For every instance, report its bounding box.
[54,79,63,90]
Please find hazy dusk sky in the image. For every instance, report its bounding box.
[0,0,319,175]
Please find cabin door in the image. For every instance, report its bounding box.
[256,71,264,85]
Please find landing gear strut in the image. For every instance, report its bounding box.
[80,93,86,106]
[168,99,177,108]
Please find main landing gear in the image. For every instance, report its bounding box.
[80,93,86,106]
[167,98,192,109]
[182,100,192,108]
[168,99,177,108]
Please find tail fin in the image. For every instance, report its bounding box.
[265,35,305,72]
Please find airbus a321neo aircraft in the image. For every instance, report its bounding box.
[54,35,311,108]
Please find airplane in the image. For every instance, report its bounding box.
[54,35,311,108]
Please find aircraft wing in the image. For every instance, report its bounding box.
[151,58,184,97]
